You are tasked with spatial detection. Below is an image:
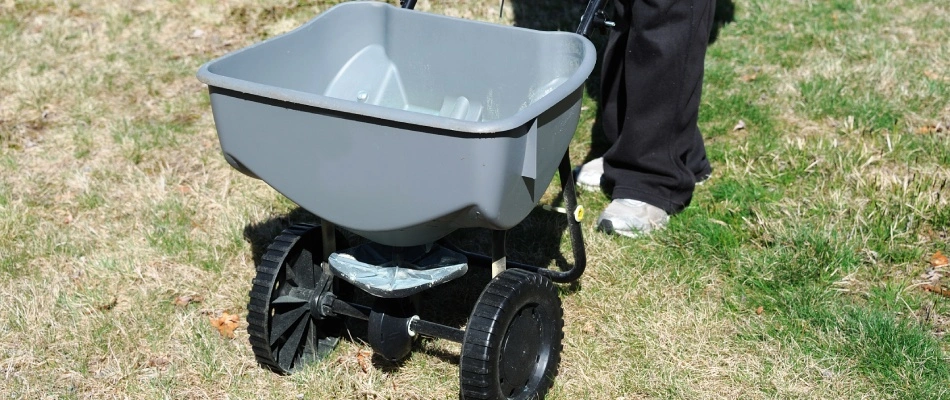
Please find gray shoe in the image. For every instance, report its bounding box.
[574,157,603,192]
[596,199,669,237]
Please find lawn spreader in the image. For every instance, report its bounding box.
[197,1,610,398]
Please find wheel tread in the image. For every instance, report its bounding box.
[244,223,346,375]
[459,269,563,400]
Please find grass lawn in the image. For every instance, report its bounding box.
[1,0,949,398]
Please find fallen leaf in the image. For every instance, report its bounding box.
[931,251,949,268]
[173,294,204,307]
[210,312,240,339]
[147,357,170,369]
[356,349,372,373]
[176,185,191,194]
[740,73,758,82]
[922,284,950,299]
[924,70,943,81]
[755,306,764,315]
[97,296,118,311]
[733,120,746,131]
[581,321,595,335]
[916,125,937,135]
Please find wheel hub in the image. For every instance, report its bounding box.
[459,269,562,400]
[499,305,545,397]
[307,267,335,319]
[245,223,348,374]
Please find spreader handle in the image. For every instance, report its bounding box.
[577,0,611,37]
[519,151,587,283]
[440,151,587,284]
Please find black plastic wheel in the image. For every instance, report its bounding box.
[460,269,563,400]
[246,223,348,373]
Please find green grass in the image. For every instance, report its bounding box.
[0,0,948,398]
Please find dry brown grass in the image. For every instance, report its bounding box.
[0,1,575,398]
[2,0,949,398]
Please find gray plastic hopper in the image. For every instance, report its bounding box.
[197,1,596,246]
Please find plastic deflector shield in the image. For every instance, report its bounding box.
[328,242,468,298]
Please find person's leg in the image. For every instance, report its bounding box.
[600,0,716,215]
[598,0,632,164]
[686,125,712,182]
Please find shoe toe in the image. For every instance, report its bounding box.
[596,199,669,237]
[575,157,604,191]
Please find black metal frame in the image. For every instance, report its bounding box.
[396,0,610,284]
[311,0,614,345]
[440,153,586,283]
[318,150,587,348]
[325,295,467,343]
[576,0,610,36]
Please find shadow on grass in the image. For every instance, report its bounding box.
[241,203,577,368]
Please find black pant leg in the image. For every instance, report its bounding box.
[599,0,715,214]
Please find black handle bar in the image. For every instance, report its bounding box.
[402,0,610,39]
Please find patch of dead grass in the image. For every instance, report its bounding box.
[2,0,948,398]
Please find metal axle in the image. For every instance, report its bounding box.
[326,296,466,344]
